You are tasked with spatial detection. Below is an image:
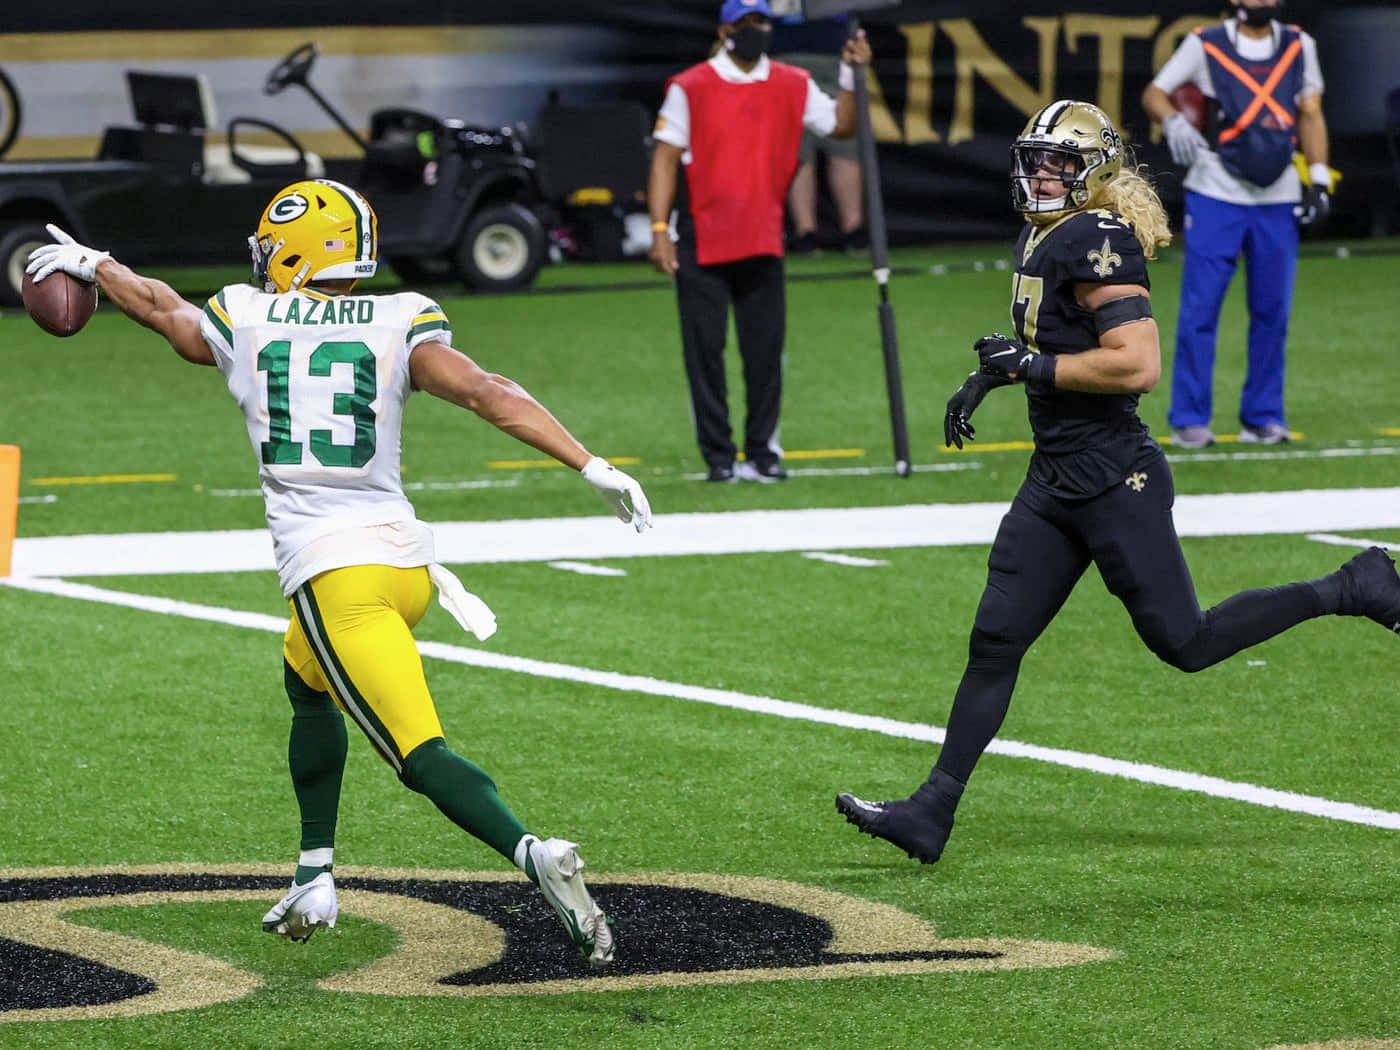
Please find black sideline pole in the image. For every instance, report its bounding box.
[847,15,910,477]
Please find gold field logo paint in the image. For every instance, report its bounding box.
[0,864,1113,1021]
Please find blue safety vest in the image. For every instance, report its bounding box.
[1198,23,1304,186]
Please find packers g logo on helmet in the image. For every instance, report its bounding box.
[249,179,379,293]
[1010,100,1125,223]
[266,193,309,224]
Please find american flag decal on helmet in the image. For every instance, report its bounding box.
[324,239,345,252]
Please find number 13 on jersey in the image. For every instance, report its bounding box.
[257,339,379,469]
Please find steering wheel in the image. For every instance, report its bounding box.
[264,43,318,96]
[226,117,308,180]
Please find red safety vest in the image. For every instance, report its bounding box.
[672,60,809,266]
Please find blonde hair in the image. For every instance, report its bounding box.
[1097,164,1172,260]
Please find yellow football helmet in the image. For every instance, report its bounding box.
[1011,100,1124,222]
[249,178,379,293]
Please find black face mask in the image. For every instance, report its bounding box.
[727,24,772,63]
[1236,3,1281,27]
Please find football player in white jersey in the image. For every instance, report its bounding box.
[26,178,653,968]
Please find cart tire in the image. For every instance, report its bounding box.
[0,221,51,309]
[0,67,21,160]
[452,203,546,292]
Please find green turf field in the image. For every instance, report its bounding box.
[0,244,1396,1050]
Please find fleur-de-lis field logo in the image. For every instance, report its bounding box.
[1125,471,1148,492]
[1088,236,1121,278]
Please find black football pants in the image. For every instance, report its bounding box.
[674,239,785,469]
[932,451,1332,784]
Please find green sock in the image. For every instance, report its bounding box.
[294,848,334,886]
[284,662,346,852]
[400,738,528,860]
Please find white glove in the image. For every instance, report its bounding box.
[581,456,652,533]
[1162,113,1208,168]
[24,223,111,284]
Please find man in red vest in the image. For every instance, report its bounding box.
[648,0,870,482]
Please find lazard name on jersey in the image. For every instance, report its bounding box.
[267,297,375,326]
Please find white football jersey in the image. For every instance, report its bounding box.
[200,283,451,595]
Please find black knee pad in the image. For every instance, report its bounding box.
[1153,637,1213,674]
[967,625,1029,667]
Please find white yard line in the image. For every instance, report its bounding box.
[547,561,628,577]
[1306,532,1400,552]
[3,574,1396,832]
[681,461,984,480]
[208,478,522,498]
[1166,445,1400,464]
[13,487,1400,579]
[802,552,890,567]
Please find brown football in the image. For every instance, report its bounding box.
[1170,83,1208,133]
[21,269,97,338]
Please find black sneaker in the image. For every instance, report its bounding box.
[706,463,736,483]
[1336,546,1400,633]
[843,228,869,255]
[835,771,964,864]
[791,231,821,256]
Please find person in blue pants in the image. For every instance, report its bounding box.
[1142,0,1332,448]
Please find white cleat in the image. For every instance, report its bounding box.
[261,870,338,943]
[524,836,616,968]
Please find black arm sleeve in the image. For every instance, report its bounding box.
[1093,294,1153,336]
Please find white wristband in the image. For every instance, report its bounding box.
[838,62,855,92]
[1309,163,1331,190]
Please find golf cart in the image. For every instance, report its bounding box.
[0,43,596,305]
[261,42,551,292]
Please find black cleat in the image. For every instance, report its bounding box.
[1336,547,1400,634]
[828,784,963,862]
[706,463,736,483]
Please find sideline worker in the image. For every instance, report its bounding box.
[648,0,870,482]
[1143,0,1330,448]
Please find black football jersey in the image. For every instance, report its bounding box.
[1009,208,1159,499]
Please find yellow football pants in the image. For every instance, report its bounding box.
[283,564,443,774]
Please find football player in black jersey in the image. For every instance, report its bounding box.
[836,100,1400,865]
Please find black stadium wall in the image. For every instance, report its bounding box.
[1,1,1395,240]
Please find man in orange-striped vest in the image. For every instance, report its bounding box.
[1143,0,1330,449]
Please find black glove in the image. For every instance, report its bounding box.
[1295,185,1330,231]
[944,370,1011,449]
[974,332,1055,388]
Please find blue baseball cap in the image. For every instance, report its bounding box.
[720,0,773,25]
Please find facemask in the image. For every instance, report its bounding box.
[1236,3,1280,28]
[726,23,772,63]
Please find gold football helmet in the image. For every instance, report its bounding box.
[1011,100,1124,222]
[249,178,379,293]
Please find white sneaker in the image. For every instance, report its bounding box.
[1238,423,1291,445]
[1171,425,1215,449]
[261,870,338,943]
[524,836,616,968]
